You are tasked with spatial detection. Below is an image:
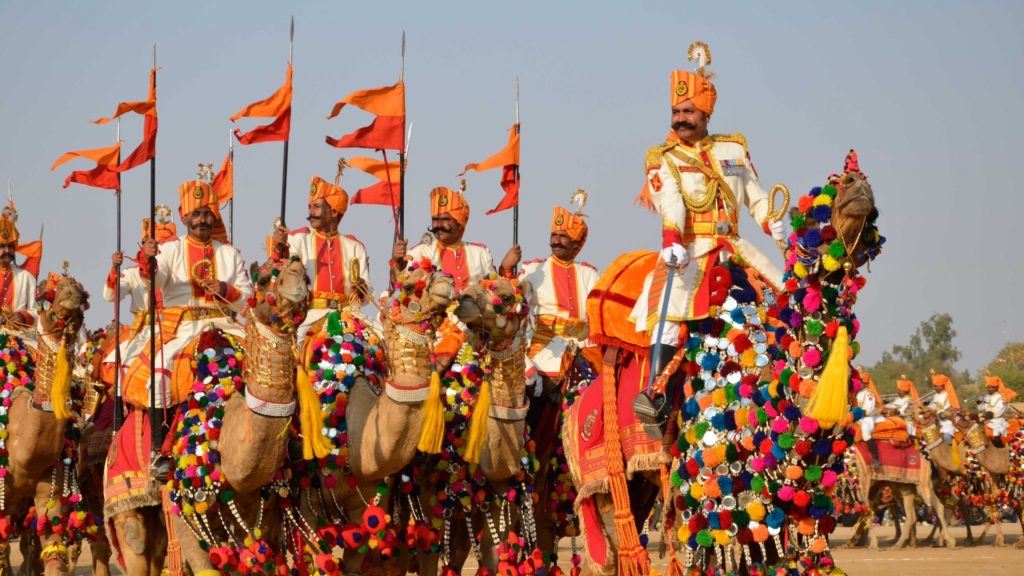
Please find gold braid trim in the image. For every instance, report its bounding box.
[488,337,527,409]
[33,334,60,404]
[384,321,435,381]
[664,147,736,213]
[243,313,295,392]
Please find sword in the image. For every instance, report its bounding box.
[645,253,679,393]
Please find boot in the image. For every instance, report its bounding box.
[633,344,679,440]
[993,435,1005,449]
[868,440,882,469]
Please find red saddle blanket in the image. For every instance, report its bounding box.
[853,441,931,502]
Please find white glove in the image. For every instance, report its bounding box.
[768,219,786,242]
[528,371,545,397]
[660,243,689,267]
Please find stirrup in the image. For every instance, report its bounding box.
[633,392,670,440]
[150,455,173,483]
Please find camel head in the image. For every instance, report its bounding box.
[248,257,310,335]
[386,261,457,327]
[455,275,527,350]
[788,150,883,283]
[37,269,89,336]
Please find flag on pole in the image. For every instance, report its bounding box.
[53,142,122,190]
[325,82,405,151]
[347,155,400,206]
[15,239,42,277]
[461,124,520,215]
[231,64,292,145]
[94,68,158,173]
[212,150,234,205]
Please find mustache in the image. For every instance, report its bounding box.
[429,226,452,234]
[307,214,320,221]
[672,121,697,131]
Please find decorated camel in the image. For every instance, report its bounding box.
[0,270,97,575]
[276,260,458,574]
[393,274,534,576]
[103,257,308,576]
[565,152,885,575]
[951,413,1024,548]
[838,441,954,550]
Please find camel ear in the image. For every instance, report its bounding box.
[249,261,261,283]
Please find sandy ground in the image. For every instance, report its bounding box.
[11,521,1023,575]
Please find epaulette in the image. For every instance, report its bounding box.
[579,261,598,271]
[645,141,677,167]
[711,133,748,153]
[468,242,489,249]
[289,227,311,235]
[343,234,366,248]
[522,258,544,266]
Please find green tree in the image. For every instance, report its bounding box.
[867,313,969,396]
[981,342,1024,397]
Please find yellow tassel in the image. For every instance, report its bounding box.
[296,365,331,460]
[951,438,963,470]
[417,370,445,454]
[463,377,491,464]
[806,325,851,429]
[51,341,72,420]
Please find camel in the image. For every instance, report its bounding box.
[565,152,886,575]
[952,414,1024,548]
[106,258,309,576]
[840,442,954,550]
[0,272,92,576]
[280,263,457,573]
[399,276,533,576]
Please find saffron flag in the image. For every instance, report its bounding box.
[50,143,121,172]
[15,239,42,277]
[325,81,404,151]
[55,143,122,190]
[461,124,521,215]
[212,151,234,206]
[102,68,158,173]
[231,64,292,144]
[347,156,401,206]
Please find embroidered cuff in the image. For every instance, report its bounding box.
[245,390,296,418]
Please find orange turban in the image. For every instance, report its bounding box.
[0,216,18,245]
[984,375,1018,403]
[551,205,588,244]
[178,181,227,243]
[670,69,717,116]
[896,376,920,405]
[309,176,349,216]
[142,217,178,244]
[430,186,470,228]
[859,371,881,406]
[931,372,960,410]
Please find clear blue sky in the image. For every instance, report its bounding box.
[1,1,1021,377]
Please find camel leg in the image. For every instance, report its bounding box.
[33,480,71,576]
[1015,505,1024,549]
[929,493,955,549]
[890,486,916,549]
[172,514,214,574]
[868,509,880,550]
[991,506,1006,547]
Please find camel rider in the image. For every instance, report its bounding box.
[978,374,1017,448]
[104,214,177,363]
[854,367,884,466]
[885,375,920,436]
[272,171,370,349]
[0,208,38,329]
[122,175,253,410]
[519,198,600,397]
[631,42,787,433]
[391,183,521,291]
[927,370,960,444]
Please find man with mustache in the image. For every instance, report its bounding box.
[519,201,599,397]
[0,208,38,329]
[122,176,252,410]
[271,173,369,348]
[631,43,787,435]
[391,185,520,291]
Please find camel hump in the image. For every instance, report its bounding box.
[585,250,658,353]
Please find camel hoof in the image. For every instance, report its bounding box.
[995,538,1007,548]
[1014,540,1024,550]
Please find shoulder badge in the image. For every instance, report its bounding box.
[712,133,748,153]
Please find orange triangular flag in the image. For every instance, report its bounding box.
[461,125,520,174]
[231,64,293,121]
[327,81,405,119]
[51,142,121,172]
[93,69,157,124]
[213,151,234,206]
[347,156,400,183]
